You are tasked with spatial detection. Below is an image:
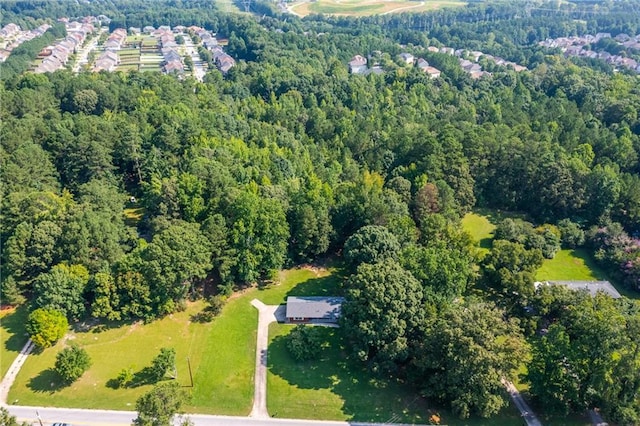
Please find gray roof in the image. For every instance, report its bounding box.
[540,281,622,299]
[285,296,344,320]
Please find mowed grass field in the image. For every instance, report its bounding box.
[0,306,29,379]
[462,210,615,287]
[5,266,340,414]
[289,0,466,16]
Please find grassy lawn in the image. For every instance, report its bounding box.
[0,306,29,379]
[536,248,607,282]
[8,302,216,410]
[123,207,144,227]
[255,266,342,306]
[6,265,342,413]
[8,299,257,414]
[462,211,495,253]
[267,323,524,425]
[267,323,431,423]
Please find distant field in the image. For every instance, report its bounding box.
[289,0,466,17]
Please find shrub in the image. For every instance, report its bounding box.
[149,347,176,382]
[26,308,68,349]
[55,344,92,383]
[116,367,134,388]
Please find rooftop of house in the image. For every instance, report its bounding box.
[285,296,345,320]
[536,281,622,299]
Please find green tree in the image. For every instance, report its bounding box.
[133,381,187,426]
[341,260,424,371]
[481,240,543,310]
[224,187,289,284]
[32,263,89,319]
[343,225,400,271]
[149,347,176,382]
[286,325,324,362]
[142,221,212,315]
[72,89,98,114]
[527,324,580,414]
[54,344,92,384]
[26,308,68,349]
[413,302,529,418]
[0,407,29,426]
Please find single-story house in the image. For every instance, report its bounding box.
[285,296,344,324]
[535,281,621,299]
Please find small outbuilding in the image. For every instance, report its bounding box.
[285,296,344,324]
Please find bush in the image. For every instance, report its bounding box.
[26,308,68,349]
[116,367,134,388]
[286,325,324,362]
[558,219,585,248]
[207,295,226,316]
[55,344,92,383]
[149,347,176,382]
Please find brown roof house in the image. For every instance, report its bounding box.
[285,296,344,324]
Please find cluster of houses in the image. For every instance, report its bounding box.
[399,53,442,78]
[0,23,51,63]
[539,33,640,74]
[151,27,185,75]
[92,28,126,72]
[429,45,527,77]
[348,46,527,79]
[34,19,95,74]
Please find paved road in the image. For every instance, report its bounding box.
[182,35,206,82]
[0,339,34,404]
[502,379,543,426]
[73,27,108,73]
[6,405,424,426]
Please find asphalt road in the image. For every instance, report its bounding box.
[6,405,422,426]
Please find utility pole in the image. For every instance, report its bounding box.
[187,357,194,387]
[36,410,43,426]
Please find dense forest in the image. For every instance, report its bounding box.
[1,0,640,422]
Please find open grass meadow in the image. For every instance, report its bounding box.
[536,248,607,282]
[5,265,342,413]
[462,211,495,255]
[289,0,466,16]
[0,306,29,379]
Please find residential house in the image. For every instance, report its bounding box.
[285,296,345,324]
[348,55,367,74]
[216,53,235,74]
[424,66,441,79]
[535,281,621,299]
[416,57,429,70]
[398,52,414,64]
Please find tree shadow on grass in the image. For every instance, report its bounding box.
[285,274,344,299]
[2,305,29,355]
[27,368,66,394]
[267,328,431,424]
